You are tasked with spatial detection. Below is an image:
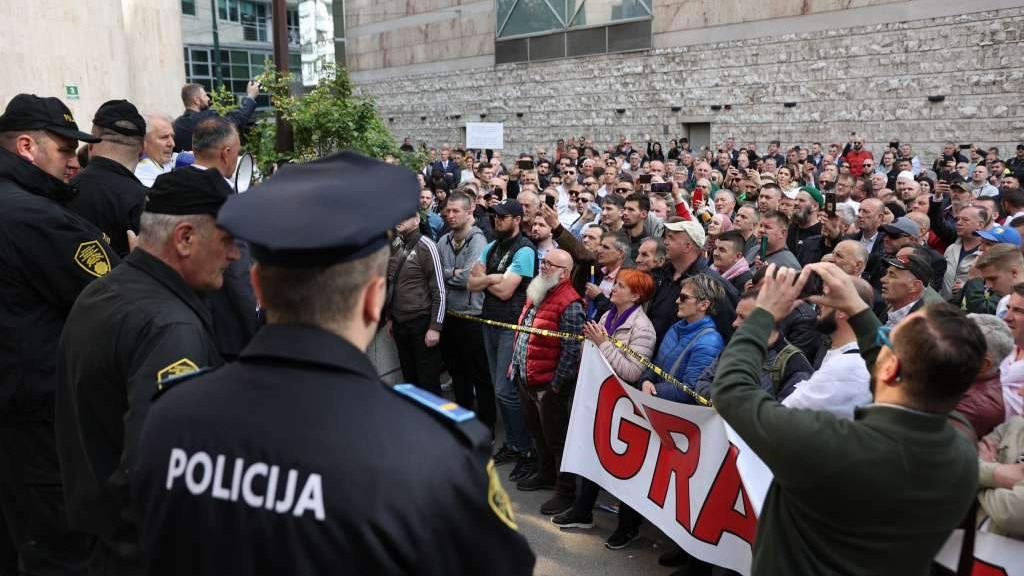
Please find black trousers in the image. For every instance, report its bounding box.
[517,378,575,498]
[572,478,643,531]
[0,411,93,576]
[392,315,444,396]
[439,315,496,433]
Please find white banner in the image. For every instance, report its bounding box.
[563,342,1024,575]
[466,122,504,150]
[563,342,763,576]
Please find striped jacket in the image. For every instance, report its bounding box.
[386,230,446,331]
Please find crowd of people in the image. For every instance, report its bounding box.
[401,133,1024,573]
[1,77,1023,576]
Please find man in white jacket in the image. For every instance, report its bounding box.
[782,276,875,419]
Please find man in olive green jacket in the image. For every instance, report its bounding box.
[713,263,985,575]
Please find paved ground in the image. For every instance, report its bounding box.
[371,330,674,575]
[502,464,672,576]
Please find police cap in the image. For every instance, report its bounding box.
[147,167,233,216]
[93,99,146,137]
[217,151,419,267]
[0,93,100,143]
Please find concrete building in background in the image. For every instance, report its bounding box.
[0,0,185,122]
[346,0,1024,161]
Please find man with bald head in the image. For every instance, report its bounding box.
[828,239,869,278]
[839,197,887,281]
[508,249,584,517]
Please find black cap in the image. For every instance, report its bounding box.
[489,198,524,217]
[217,151,419,267]
[146,167,233,216]
[0,94,100,143]
[92,99,146,137]
[883,253,932,284]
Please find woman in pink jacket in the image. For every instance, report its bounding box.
[551,268,657,550]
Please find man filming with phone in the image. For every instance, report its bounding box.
[713,262,985,575]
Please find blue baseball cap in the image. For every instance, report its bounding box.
[975,225,1022,247]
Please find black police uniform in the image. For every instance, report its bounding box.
[67,156,146,257]
[0,95,114,575]
[56,168,231,575]
[132,151,536,575]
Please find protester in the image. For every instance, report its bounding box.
[172,81,258,151]
[468,199,537,479]
[714,263,985,574]
[943,206,987,300]
[135,113,176,186]
[977,416,1024,539]
[509,249,584,518]
[711,230,752,293]
[640,274,725,403]
[438,191,496,433]
[758,210,801,269]
[999,284,1024,419]
[959,314,1012,437]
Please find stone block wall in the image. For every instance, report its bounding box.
[353,5,1023,165]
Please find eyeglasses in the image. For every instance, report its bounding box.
[615,187,631,193]
[876,325,895,351]
[541,260,568,269]
[678,293,698,303]
[863,163,873,167]
[564,171,577,176]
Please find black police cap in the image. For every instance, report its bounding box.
[147,167,233,217]
[217,151,419,268]
[93,99,146,137]
[0,93,100,143]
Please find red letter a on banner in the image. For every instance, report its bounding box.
[693,444,758,547]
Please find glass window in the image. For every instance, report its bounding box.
[218,0,240,22]
[569,0,650,27]
[191,49,209,62]
[497,0,651,37]
[181,0,196,16]
[287,8,300,45]
[240,1,268,42]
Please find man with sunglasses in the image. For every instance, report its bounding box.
[713,262,985,576]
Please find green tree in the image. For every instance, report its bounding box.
[211,64,427,176]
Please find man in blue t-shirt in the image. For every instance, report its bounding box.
[468,199,538,482]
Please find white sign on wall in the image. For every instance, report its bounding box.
[466,122,504,150]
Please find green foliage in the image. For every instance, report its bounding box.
[226,62,413,175]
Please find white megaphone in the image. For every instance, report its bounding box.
[234,153,254,193]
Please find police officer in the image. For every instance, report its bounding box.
[132,152,536,575]
[67,99,148,257]
[0,94,117,575]
[57,167,238,575]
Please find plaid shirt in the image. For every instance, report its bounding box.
[511,300,586,391]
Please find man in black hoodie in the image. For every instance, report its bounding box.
[0,94,118,575]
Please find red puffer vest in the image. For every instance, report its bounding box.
[516,281,583,387]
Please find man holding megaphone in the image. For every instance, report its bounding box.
[188,116,261,359]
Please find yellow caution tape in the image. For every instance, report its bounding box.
[446,311,711,406]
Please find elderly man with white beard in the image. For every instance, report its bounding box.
[508,248,586,518]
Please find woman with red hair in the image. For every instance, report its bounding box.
[551,268,657,549]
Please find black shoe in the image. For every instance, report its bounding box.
[508,454,536,482]
[658,547,689,567]
[551,508,594,529]
[492,444,519,465]
[604,528,639,550]
[539,494,574,516]
[515,473,554,492]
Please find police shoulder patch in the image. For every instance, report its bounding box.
[390,384,489,449]
[153,365,211,401]
[157,358,200,383]
[486,459,518,531]
[74,240,112,277]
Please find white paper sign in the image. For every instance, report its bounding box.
[466,122,504,150]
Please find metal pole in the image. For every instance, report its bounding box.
[271,0,294,155]
[210,0,222,88]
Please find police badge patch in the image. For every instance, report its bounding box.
[157,358,200,383]
[486,459,518,531]
[74,240,112,277]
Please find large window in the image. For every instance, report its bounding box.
[181,0,196,16]
[497,0,651,38]
[241,1,269,41]
[287,8,300,45]
[184,46,302,108]
[495,0,652,64]
[218,0,240,22]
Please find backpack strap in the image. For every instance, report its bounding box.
[769,343,803,397]
[666,328,715,385]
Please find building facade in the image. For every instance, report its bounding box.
[180,0,348,107]
[346,0,1024,162]
[0,0,185,123]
